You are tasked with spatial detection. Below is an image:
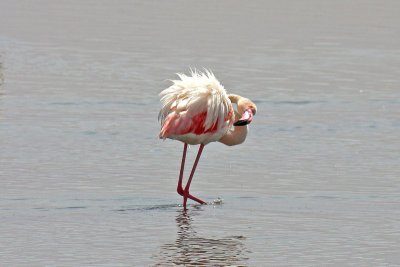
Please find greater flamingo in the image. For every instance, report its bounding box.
[158,70,257,209]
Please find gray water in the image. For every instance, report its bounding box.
[1,1,400,266]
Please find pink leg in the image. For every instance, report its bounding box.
[183,144,206,209]
[176,143,188,196]
[177,143,206,206]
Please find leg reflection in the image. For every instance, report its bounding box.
[154,208,249,266]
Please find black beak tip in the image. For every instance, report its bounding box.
[233,120,250,126]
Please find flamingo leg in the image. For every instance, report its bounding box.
[183,144,206,209]
[177,143,206,207]
[176,143,188,196]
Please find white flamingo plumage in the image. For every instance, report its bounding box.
[159,70,257,209]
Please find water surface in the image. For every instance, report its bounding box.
[1,1,400,266]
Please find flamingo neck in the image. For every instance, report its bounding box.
[218,122,248,146]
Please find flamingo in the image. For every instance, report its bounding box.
[158,70,257,209]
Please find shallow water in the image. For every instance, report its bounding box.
[1,0,400,266]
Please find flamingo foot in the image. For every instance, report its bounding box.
[177,186,206,206]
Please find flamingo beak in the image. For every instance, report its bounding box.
[233,109,254,126]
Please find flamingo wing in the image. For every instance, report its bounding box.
[158,70,234,144]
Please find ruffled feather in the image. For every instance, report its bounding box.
[158,70,233,143]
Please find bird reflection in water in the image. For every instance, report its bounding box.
[154,208,249,266]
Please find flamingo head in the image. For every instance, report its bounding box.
[233,101,257,126]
